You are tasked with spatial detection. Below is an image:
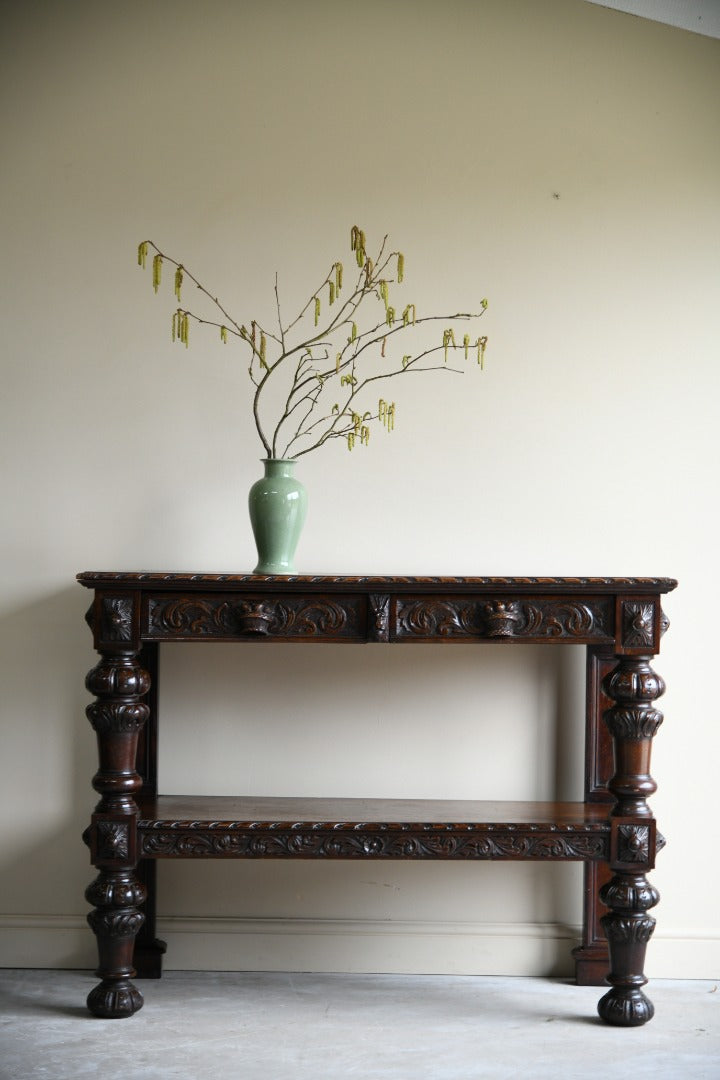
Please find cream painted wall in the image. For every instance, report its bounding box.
[1,0,718,979]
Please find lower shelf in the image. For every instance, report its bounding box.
[136,796,612,861]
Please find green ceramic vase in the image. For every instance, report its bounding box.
[248,459,307,575]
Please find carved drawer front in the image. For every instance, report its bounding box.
[145,594,366,641]
[394,595,615,642]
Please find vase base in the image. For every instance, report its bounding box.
[253,561,297,578]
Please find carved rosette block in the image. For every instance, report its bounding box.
[597,655,665,1026]
[85,651,150,1018]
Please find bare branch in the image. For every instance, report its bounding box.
[137,229,489,460]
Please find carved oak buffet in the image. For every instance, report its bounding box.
[78,573,676,1026]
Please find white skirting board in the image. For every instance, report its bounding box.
[1,915,719,979]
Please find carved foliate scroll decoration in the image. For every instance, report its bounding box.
[147,596,361,639]
[396,599,482,637]
[140,823,608,861]
[395,597,613,641]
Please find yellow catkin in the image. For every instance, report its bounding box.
[386,306,395,326]
[402,355,411,368]
[351,322,357,342]
[329,281,335,305]
[379,280,388,307]
[171,311,177,343]
[351,226,366,268]
[397,253,404,282]
[336,353,341,373]
[174,266,183,301]
[220,326,228,344]
[443,329,456,362]
[336,262,343,291]
[152,254,162,293]
[314,296,321,326]
[361,426,370,445]
[260,332,267,367]
[137,241,148,268]
[379,399,387,424]
[463,334,470,359]
[347,432,355,451]
[388,403,395,431]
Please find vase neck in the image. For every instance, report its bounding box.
[262,458,297,478]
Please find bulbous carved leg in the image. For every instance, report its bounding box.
[86,870,146,1018]
[598,873,659,1025]
[85,651,150,1018]
[598,656,664,1027]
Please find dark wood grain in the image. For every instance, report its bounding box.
[79,571,676,1024]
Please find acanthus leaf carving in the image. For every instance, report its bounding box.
[139,824,609,861]
[147,596,357,639]
[86,701,149,734]
[395,597,612,641]
[601,914,656,945]
[604,706,663,740]
[396,599,482,637]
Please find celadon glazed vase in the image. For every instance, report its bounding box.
[248,458,307,575]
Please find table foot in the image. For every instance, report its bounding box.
[87,978,144,1019]
[597,986,654,1027]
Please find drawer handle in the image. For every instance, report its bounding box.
[236,601,275,636]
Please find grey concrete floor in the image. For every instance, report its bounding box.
[0,970,718,1080]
